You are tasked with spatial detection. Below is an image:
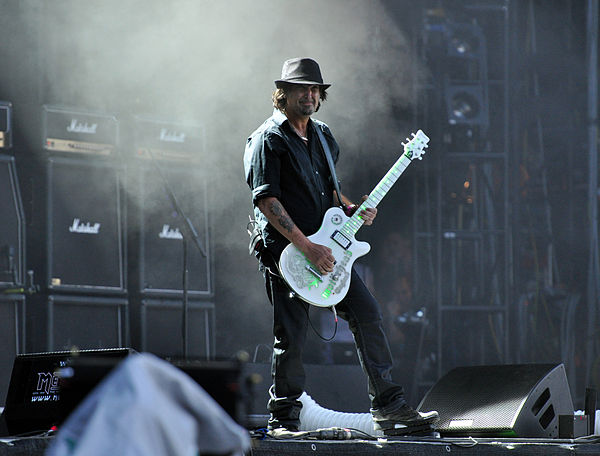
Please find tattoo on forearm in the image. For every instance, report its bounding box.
[268,200,295,233]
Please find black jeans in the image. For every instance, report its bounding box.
[262,256,406,429]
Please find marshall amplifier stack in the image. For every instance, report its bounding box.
[127,116,214,359]
[41,105,124,294]
[26,106,127,354]
[0,100,26,405]
[131,117,210,296]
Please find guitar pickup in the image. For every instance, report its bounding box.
[331,230,352,250]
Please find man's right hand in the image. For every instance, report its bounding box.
[301,240,336,275]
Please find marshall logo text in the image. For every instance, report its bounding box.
[66,119,98,134]
[159,224,183,240]
[159,128,185,143]
[69,218,101,234]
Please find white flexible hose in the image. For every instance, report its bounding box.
[298,392,383,436]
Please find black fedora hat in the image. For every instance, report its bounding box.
[275,57,331,89]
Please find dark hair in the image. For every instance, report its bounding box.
[272,83,328,113]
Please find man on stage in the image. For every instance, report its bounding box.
[244,57,438,436]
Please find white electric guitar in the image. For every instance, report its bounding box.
[278,130,429,307]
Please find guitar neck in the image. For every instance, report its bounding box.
[339,152,413,238]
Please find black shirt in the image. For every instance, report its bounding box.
[244,109,340,258]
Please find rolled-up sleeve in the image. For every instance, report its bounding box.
[244,130,283,206]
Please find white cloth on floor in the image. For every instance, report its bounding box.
[46,353,249,456]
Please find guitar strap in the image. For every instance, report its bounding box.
[314,123,343,207]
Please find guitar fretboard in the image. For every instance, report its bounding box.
[339,153,413,239]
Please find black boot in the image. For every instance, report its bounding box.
[371,401,439,435]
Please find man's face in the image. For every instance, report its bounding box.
[286,84,321,117]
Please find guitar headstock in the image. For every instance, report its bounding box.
[402,130,429,160]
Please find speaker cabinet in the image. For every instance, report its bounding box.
[133,164,211,297]
[0,154,25,287]
[45,294,128,351]
[0,295,24,406]
[46,156,125,293]
[417,363,574,438]
[139,298,214,358]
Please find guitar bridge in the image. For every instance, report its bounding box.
[305,265,323,281]
[331,230,352,250]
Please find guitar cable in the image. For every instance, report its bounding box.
[303,303,339,342]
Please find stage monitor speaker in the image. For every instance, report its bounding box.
[417,363,574,438]
[0,295,25,407]
[139,298,214,359]
[136,165,211,296]
[1,348,132,436]
[0,154,25,287]
[46,294,128,352]
[47,156,125,293]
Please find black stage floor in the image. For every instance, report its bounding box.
[3,434,600,455]
[252,436,600,455]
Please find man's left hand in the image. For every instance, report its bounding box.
[358,195,377,226]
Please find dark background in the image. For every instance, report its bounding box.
[0,0,597,409]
